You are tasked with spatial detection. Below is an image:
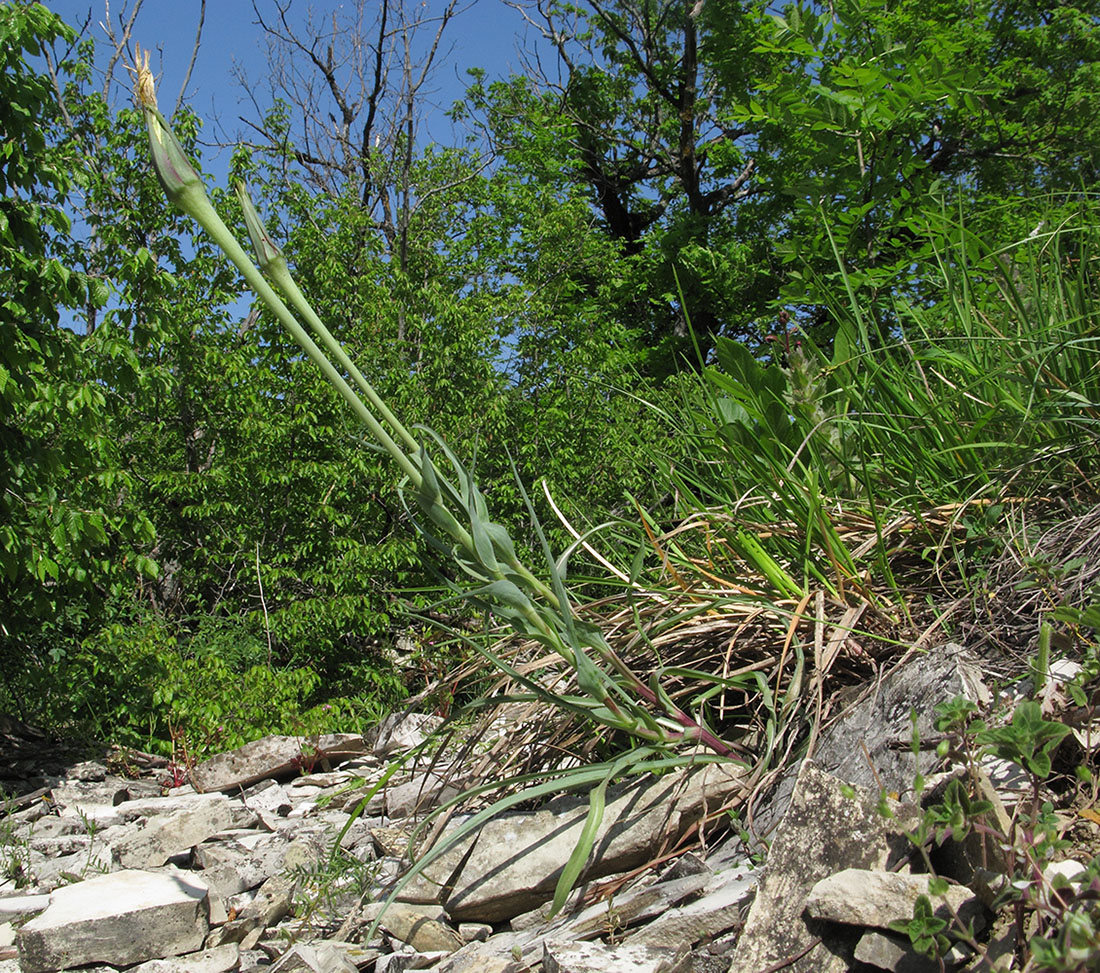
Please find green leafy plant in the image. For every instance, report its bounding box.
[1052,588,1100,700]
[286,844,383,938]
[977,700,1072,786]
[892,892,951,960]
[894,693,1100,970]
[0,3,157,723]
[130,47,748,923]
[31,608,374,758]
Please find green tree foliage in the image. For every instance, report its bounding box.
[732,0,1100,315]
[464,0,1100,360]
[237,92,660,557]
[51,93,424,696]
[0,14,419,736]
[459,0,773,373]
[0,2,155,717]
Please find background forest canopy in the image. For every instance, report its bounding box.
[2,0,1099,756]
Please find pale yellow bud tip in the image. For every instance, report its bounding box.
[128,43,158,111]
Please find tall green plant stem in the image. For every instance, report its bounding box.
[133,67,561,639]
[233,183,559,612]
[131,52,740,761]
[234,183,422,458]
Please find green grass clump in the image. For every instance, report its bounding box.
[653,200,1099,614]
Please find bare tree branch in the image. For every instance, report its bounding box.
[41,10,90,129]
[99,0,145,101]
[174,0,206,116]
[239,0,472,234]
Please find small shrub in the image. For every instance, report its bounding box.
[892,693,1100,970]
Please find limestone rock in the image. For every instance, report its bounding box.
[371,902,465,953]
[112,797,249,868]
[386,770,464,819]
[853,930,946,973]
[543,871,712,942]
[373,826,415,858]
[371,713,444,758]
[623,865,756,950]
[542,940,690,973]
[805,868,984,931]
[431,955,527,973]
[459,923,493,943]
[750,643,989,840]
[240,780,294,828]
[397,827,479,906]
[5,646,1036,973]
[206,875,293,948]
[0,893,49,918]
[730,761,918,973]
[440,761,747,922]
[282,835,327,873]
[190,734,366,792]
[16,868,209,973]
[192,833,290,897]
[269,942,360,972]
[49,779,132,814]
[375,948,451,972]
[126,942,240,973]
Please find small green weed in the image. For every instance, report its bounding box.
[0,791,32,889]
[73,806,109,879]
[893,891,952,960]
[891,691,1100,971]
[1052,586,1100,695]
[286,846,382,935]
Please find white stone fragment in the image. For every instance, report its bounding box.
[16,868,209,973]
[0,893,50,917]
[805,868,982,930]
[371,713,443,758]
[126,942,240,972]
[1044,859,1087,887]
[543,940,690,973]
[270,942,360,972]
[112,798,246,868]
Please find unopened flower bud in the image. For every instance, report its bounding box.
[236,182,287,273]
[130,44,206,214]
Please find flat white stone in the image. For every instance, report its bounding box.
[543,940,688,973]
[805,868,982,930]
[190,734,365,792]
[127,942,240,972]
[626,867,758,949]
[57,805,123,829]
[113,799,247,868]
[113,792,228,819]
[0,893,50,917]
[270,942,360,972]
[371,713,443,758]
[16,868,209,973]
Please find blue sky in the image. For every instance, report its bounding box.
[45,0,534,178]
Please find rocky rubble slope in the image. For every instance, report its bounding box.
[0,644,1093,973]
